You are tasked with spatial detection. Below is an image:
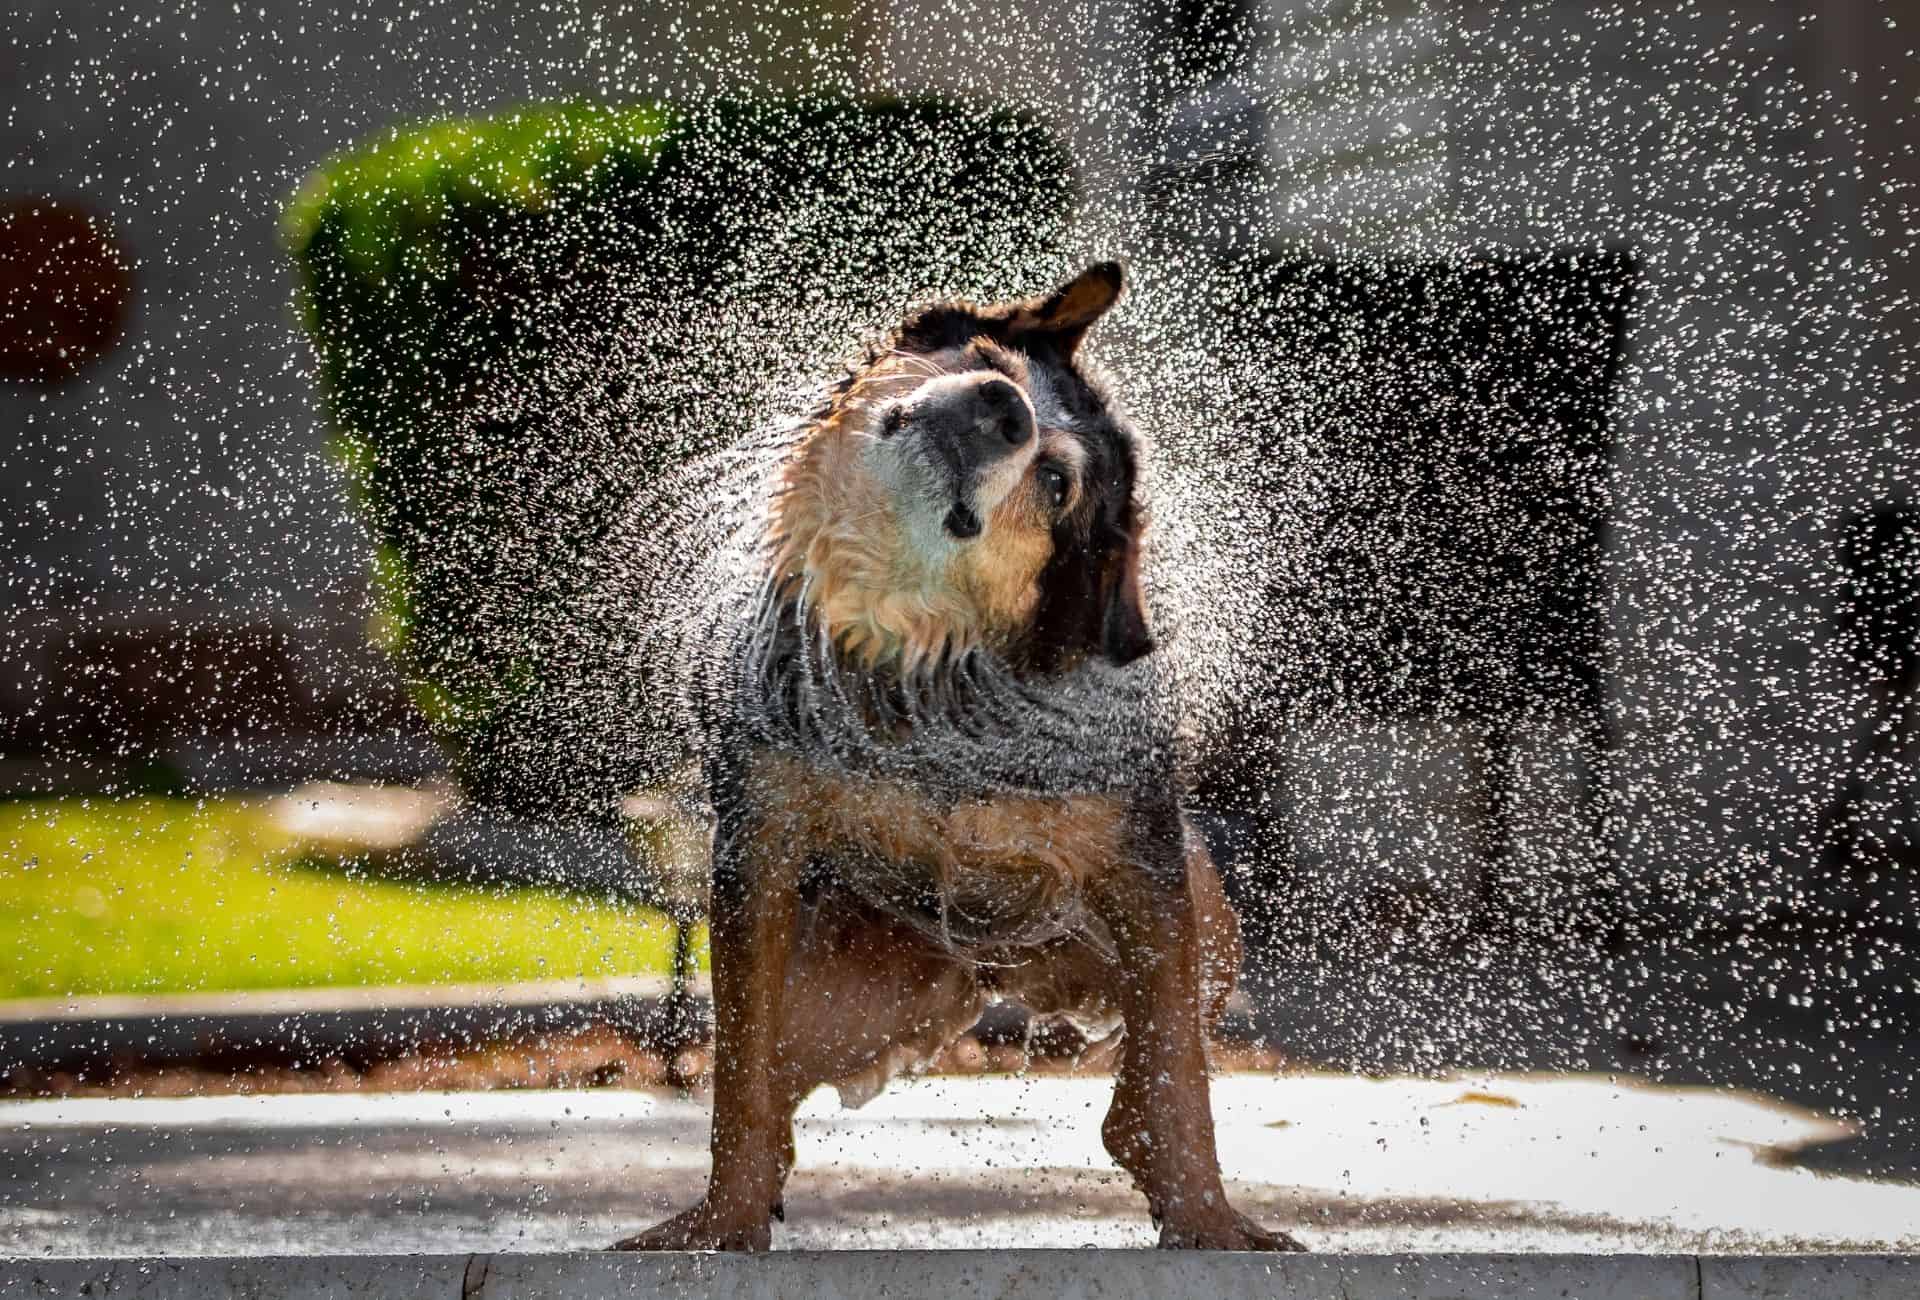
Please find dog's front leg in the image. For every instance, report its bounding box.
[613,814,800,1252]
[1090,830,1306,1252]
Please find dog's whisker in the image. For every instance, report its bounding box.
[883,348,950,381]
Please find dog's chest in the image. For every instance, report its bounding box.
[748,751,1128,947]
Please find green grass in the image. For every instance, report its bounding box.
[0,797,692,1001]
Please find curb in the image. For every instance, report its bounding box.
[1,1253,1916,1299]
[0,977,711,1074]
[0,980,1262,1076]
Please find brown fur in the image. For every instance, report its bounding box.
[613,264,1304,1253]
[755,751,1127,890]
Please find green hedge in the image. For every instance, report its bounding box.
[286,98,1076,817]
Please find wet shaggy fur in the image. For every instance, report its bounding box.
[613,263,1306,1253]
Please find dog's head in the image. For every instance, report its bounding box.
[773,262,1152,676]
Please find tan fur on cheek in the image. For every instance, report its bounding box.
[952,486,1052,647]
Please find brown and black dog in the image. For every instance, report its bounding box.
[615,262,1304,1252]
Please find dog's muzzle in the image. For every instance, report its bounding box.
[884,374,1036,539]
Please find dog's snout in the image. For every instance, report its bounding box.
[886,371,1039,544]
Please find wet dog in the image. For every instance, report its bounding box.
[614,263,1303,1252]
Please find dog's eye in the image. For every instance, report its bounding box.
[1036,463,1070,511]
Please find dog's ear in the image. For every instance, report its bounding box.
[1099,531,1155,666]
[1013,261,1125,355]
[1028,514,1155,672]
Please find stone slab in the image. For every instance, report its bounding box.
[467,1251,1700,1299]
[6,1253,1918,1299]
[1700,1255,1920,1300]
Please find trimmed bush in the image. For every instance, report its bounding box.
[286,97,1077,817]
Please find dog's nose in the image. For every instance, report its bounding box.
[976,377,1033,447]
[901,372,1036,459]
[894,371,1039,514]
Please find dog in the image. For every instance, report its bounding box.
[614,262,1304,1252]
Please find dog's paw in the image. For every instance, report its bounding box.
[1158,1210,1308,1252]
[610,1201,772,1252]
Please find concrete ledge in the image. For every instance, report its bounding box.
[0,1253,1914,1299]
[0,977,710,1075]
[0,980,1255,1077]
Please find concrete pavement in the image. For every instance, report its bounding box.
[2,1073,1915,1257]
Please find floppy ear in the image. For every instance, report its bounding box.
[1013,260,1126,354]
[1027,519,1155,672]
[1099,533,1155,666]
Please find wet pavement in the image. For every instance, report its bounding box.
[1239,925,1920,1188]
[3,1071,1917,1257]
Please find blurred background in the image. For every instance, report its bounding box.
[2,0,1919,1247]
